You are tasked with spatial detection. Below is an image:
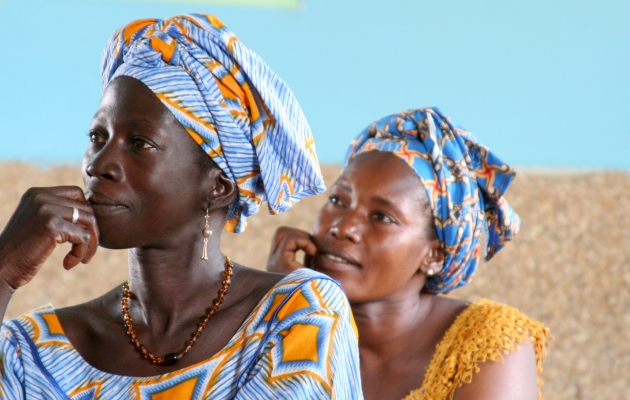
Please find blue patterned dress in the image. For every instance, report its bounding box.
[0,269,363,399]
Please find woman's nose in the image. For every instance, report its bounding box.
[330,212,361,243]
[84,141,123,182]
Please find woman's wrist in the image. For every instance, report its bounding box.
[0,268,16,322]
[0,264,18,296]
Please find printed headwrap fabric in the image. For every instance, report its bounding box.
[345,108,521,294]
[101,14,325,232]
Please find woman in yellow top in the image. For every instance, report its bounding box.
[267,108,551,400]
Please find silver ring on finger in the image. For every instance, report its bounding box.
[71,207,79,224]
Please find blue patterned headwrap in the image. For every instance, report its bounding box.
[101,14,325,233]
[345,108,521,294]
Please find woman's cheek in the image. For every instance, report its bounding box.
[312,208,333,239]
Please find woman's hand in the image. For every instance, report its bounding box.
[266,227,317,274]
[0,186,99,292]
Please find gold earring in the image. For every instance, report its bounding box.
[201,209,212,260]
[426,269,435,276]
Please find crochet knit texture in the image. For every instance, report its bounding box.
[403,299,551,400]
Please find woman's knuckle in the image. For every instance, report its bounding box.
[21,188,37,204]
[44,215,61,231]
[24,187,40,197]
[31,190,49,206]
[36,202,51,215]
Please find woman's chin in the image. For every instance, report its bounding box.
[97,237,132,250]
[96,227,137,250]
[313,265,356,292]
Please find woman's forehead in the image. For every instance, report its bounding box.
[95,77,174,126]
[343,151,419,181]
[337,151,427,202]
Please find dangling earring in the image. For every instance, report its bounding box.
[426,269,435,276]
[201,209,212,260]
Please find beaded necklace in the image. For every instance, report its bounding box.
[121,256,234,366]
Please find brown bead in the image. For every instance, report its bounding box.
[163,353,180,366]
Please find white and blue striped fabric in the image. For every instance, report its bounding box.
[101,14,325,232]
[0,269,363,399]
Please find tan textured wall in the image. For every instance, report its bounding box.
[1,163,629,399]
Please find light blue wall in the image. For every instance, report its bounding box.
[0,0,628,167]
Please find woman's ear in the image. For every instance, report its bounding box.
[205,167,237,211]
[419,239,445,276]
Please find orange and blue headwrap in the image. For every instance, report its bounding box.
[101,14,325,232]
[346,108,520,294]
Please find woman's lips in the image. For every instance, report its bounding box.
[86,192,128,212]
[324,253,348,263]
[316,246,361,272]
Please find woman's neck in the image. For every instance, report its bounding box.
[352,291,435,360]
[125,237,227,334]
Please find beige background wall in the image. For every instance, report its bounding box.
[1,163,629,399]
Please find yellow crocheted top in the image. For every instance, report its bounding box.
[403,299,551,400]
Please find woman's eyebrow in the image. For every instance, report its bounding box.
[91,110,105,120]
[335,181,352,192]
[371,196,402,214]
[89,112,152,127]
[128,118,152,127]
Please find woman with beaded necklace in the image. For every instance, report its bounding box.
[0,14,362,399]
[267,108,552,399]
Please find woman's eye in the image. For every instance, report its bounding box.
[374,212,394,224]
[132,138,153,149]
[329,195,341,205]
[88,132,105,144]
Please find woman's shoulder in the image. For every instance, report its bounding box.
[246,268,352,328]
[1,303,70,366]
[271,268,349,311]
[262,267,345,297]
[434,298,551,364]
[3,304,63,341]
[455,298,548,331]
[413,298,551,399]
